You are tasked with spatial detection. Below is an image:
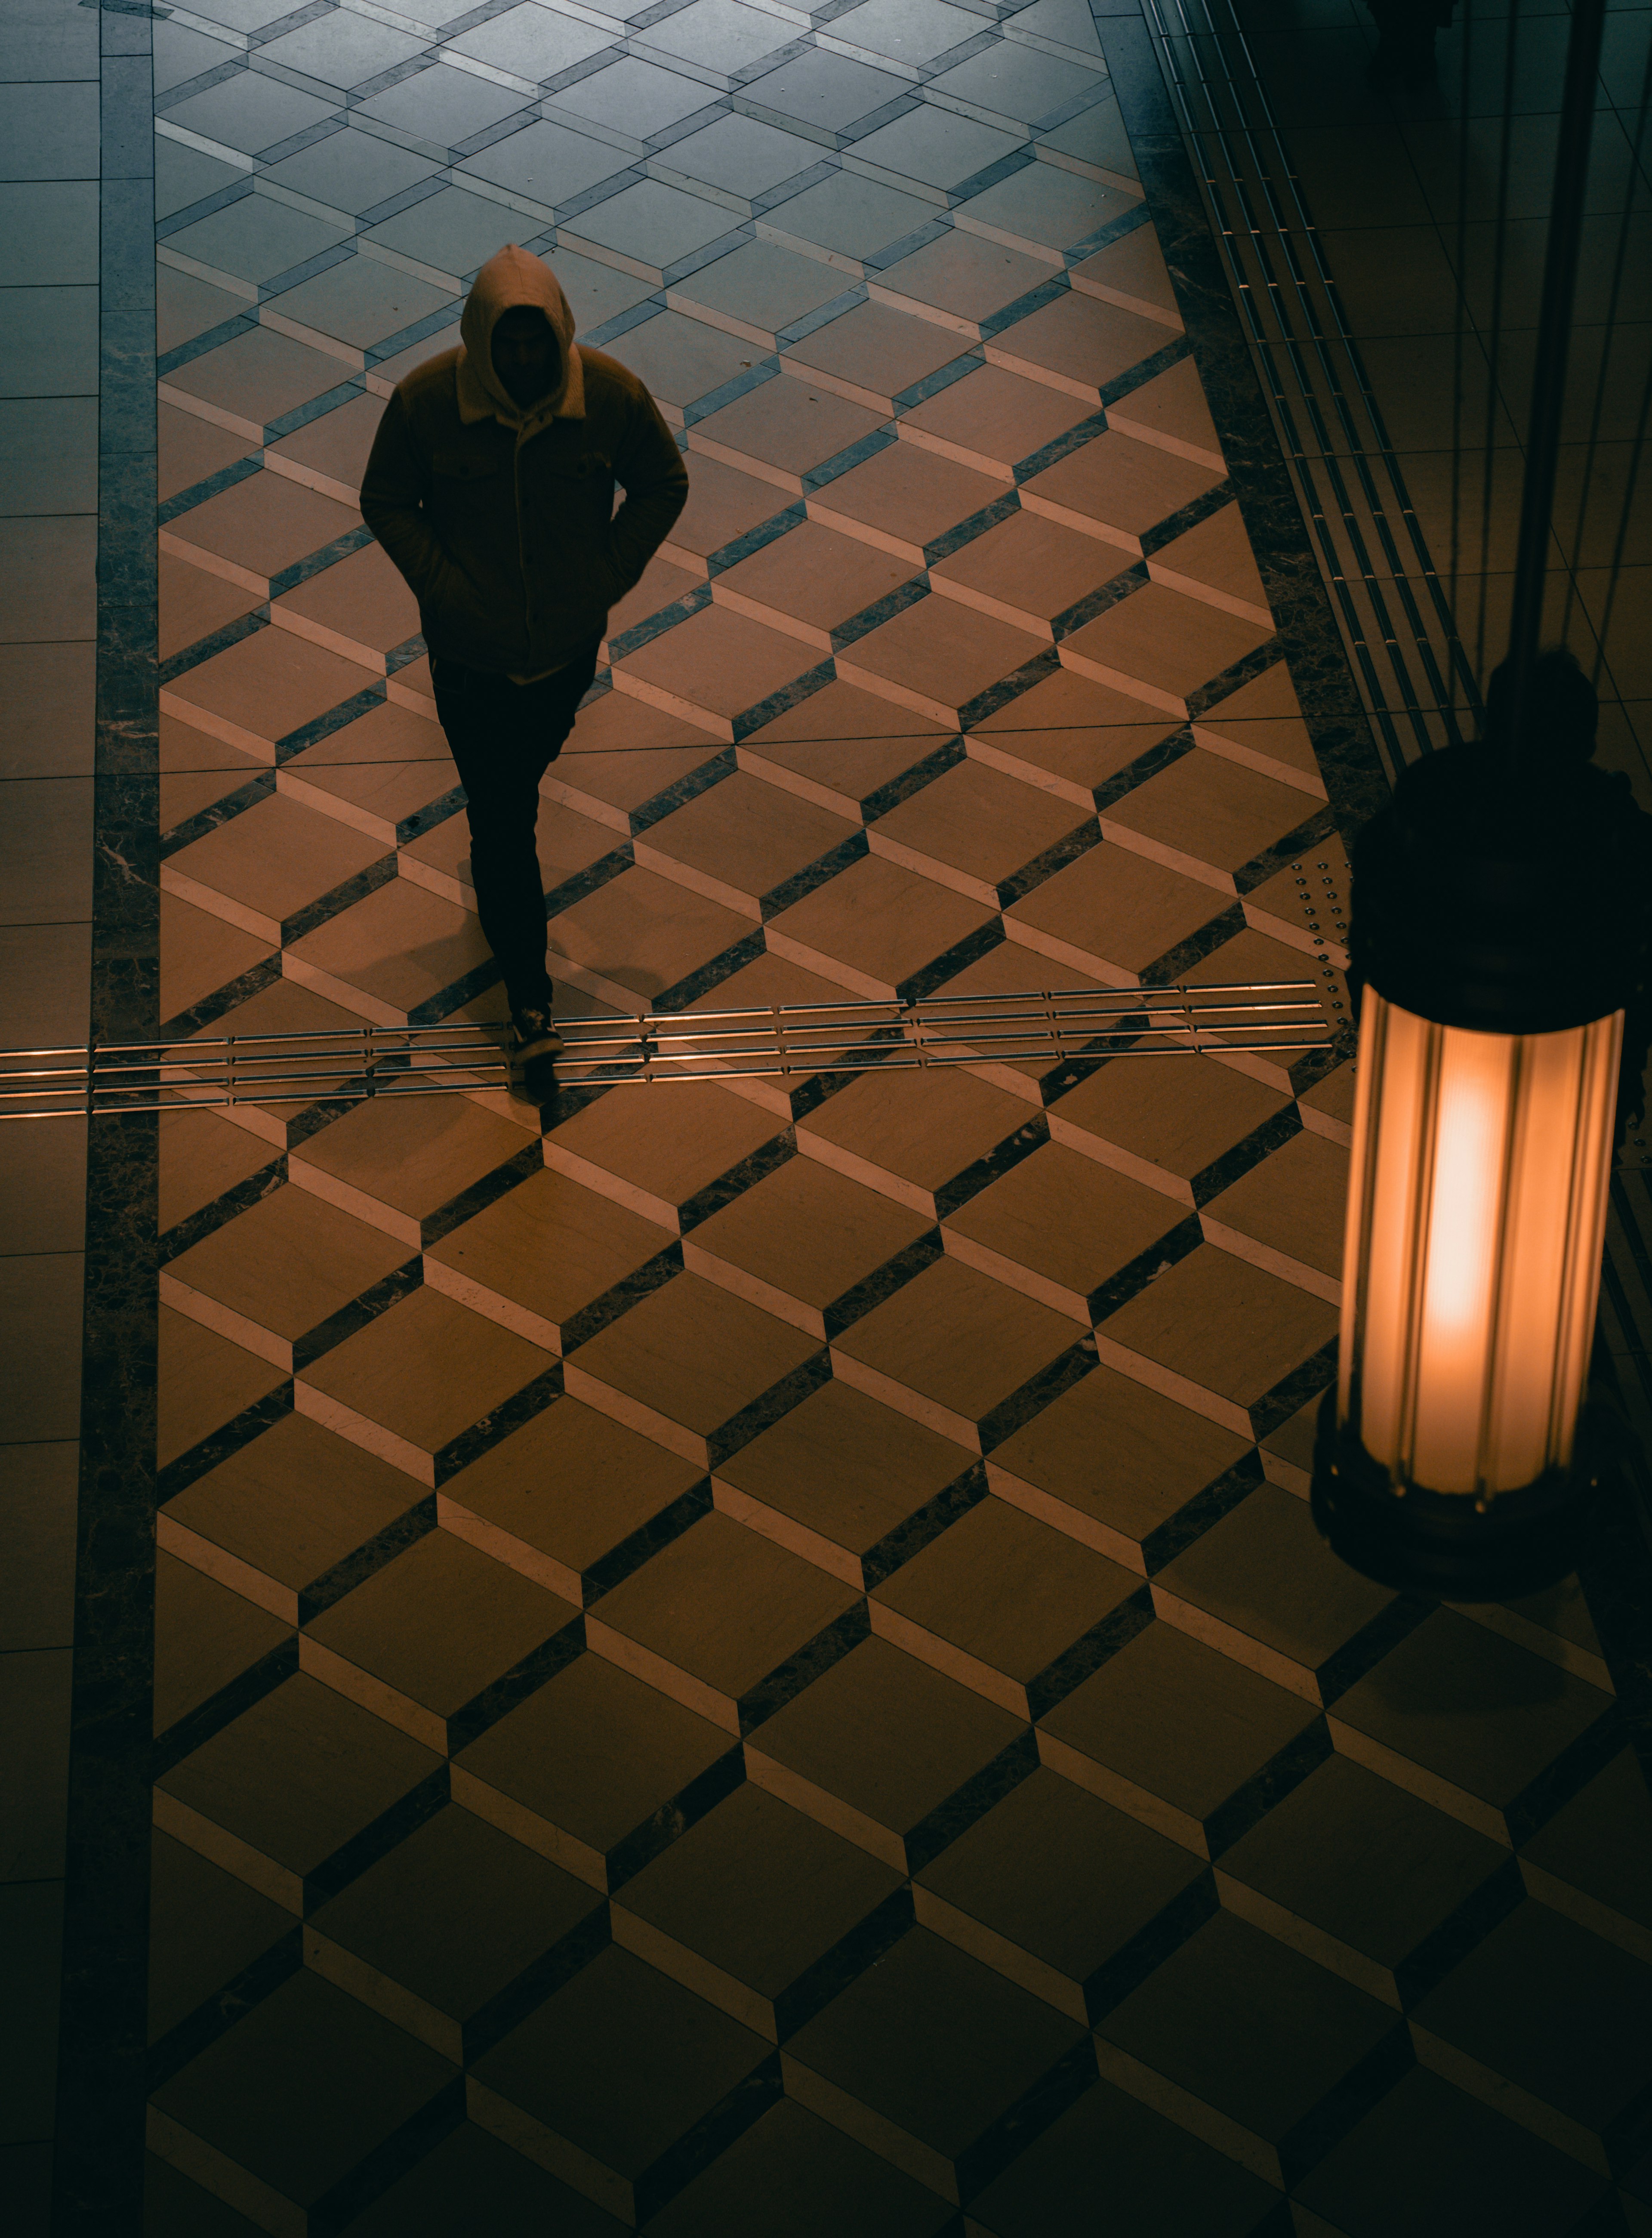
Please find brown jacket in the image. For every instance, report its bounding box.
[360,244,687,676]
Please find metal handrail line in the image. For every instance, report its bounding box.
[0,1038,1338,1118]
[0,980,1324,1061]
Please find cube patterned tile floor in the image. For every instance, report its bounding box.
[138,0,1650,2230]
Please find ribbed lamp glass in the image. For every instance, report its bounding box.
[1311,741,1636,1598]
[1338,992,1619,1500]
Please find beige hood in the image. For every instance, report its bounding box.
[456,243,584,436]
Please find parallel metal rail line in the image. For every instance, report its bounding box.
[0,983,1333,1119]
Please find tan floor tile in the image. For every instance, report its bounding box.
[765,849,994,1000]
[602,308,751,426]
[870,1495,1144,1718]
[713,1378,974,1590]
[913,1769,1211,2028]
[1152,1485,1396,1705]
[1004,839,1227,984]
[691,375,883,494]
[452,1650,740,1892]
[297,1287,556,1485]
[634,769,860,918]
[163,471,359,594]
[712,520,916,649]
[1038,1621,1322,1859]
[806,440,1005,565]
[586,1509,858,1733]
[1184,921,1339,1092]
[425,1166,676,1354]
[544,1078,783,1230]
[162,792,386,945]
[836,592,1046,728]
[604,553,703,646]
[1069,223,1183,328]
[987,1359,1254,1574]
[987,291,1176,402]
[1059,582,1273,718]
[783,299,966,415]
[781,1925,1085,2203]
[928,509,1123,637]
[1102,747,1317,890]
[160,712,266,833]
[550,690,729,834]
[564,1271,821,1469]
[160,1412,427,1627]
[172,977,379,1151]
[1217,1754,1514,2010]
[1328,1611,1613,1846]
[272,540,419,669]
[1192,659,1328,796]
[745,1635,1028,1873]
[913,935,1101,1106]
[158,551,263,666]
[900,366,1091,480]
[1199,1130,1348,1303]
[301,1528,581,1752]
[158,1107,280,1236]
[277,699,456,847]
[549,860,754,1011]
[1092,1910,1402,2188]
[1106,355,1225,471]
[153,1551,293,1740]
[1147,501,1272,627]
[610,1782,906,2042]
[1519,1750,1652,1963]
[943,1141,1190,1323]
[966,666,1182,807]
[684,1153,933,1338]
[955,163,1134,260]
[157,401,258,505]
[154,1672,442,1911]
[163,1181,411,1371]
[0,643,94,783]
[661,452,794,571]
[868,752,1088,899]
[163,627,380,761]
[615,603,819,738]
[832,1253,1077,1448]
[737,679,953,821]
[290,1091,530,1247]
[679,947,888,1120]
[1048,1049,1290,1204]
[438,1397,707,1608]
[160,889,273,1029]
[872,231,1051,337]
[265,391,385,504]
[669,238,854,352]
[1093,1243,1337,1439]
[304,1805,605,2063]
[797,1062,1038,1217]
[468,1942,770,2226]
[1019,427,1223,553]
[162,326,353,443]
[284,875,493,1025]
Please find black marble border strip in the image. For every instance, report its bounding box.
[55,12,163,2227]
[1089,1,1388,846]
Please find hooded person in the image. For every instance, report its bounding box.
[361,243,687,1095]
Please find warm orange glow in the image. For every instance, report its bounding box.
[1339,991,1620,1495]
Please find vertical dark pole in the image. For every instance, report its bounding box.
[1504,0,1609,766]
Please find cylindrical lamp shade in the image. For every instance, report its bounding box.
[1339,991,1620,1501]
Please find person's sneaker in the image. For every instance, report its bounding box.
[511,1002,564,1101]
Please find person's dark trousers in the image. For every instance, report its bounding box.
[431,642,601,1016]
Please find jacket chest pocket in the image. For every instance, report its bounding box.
[431,449,509,484]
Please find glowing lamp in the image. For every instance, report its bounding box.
[1312,744,1631,1599]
